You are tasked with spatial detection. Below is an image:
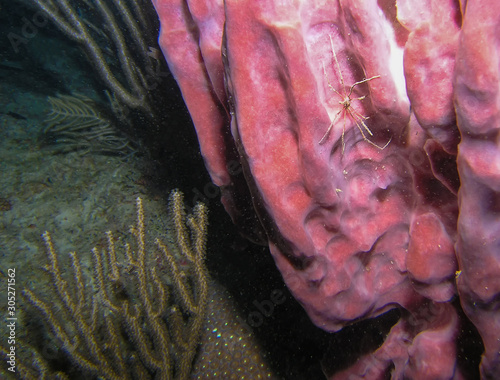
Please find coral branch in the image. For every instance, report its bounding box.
[30,0,153,112]
[7,191,209,378]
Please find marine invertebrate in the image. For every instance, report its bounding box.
[319,35,390,153]
[1,191,209,379]
[151,0,499,377]
[454,1,500,377]
[28,0,154,113]
[42,94,134,155]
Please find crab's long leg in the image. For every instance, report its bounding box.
[348,110,370,140]
[349,108,374,136]
[319,109,343,145]
[322,61,343,98]
[347,75,381,98]
[329,35,346,90]
[341,107,347,153]
[349,109,392,150]
[363,135,392,150]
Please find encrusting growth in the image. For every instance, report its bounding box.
[9,190,209,379]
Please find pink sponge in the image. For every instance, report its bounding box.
[454,0,500,377]
[152,0,499,377]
